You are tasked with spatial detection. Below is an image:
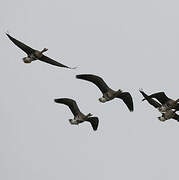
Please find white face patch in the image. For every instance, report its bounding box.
[69,119,79,125]
[23,57,33,63]
[158,116,166,122]
[99,97,107,103]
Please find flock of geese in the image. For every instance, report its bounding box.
[6,33,179,131]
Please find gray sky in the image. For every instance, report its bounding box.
[1,0,179,179]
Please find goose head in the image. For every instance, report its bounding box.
[99,97,107,103]
[41,48,48,53]
[158,116,166,122]
[117,89,122,93]
[22,57,33,63]
[86,113,93,117]
[69,119,79,125]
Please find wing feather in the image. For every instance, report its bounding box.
[148,92,170,104]
[140,90,161,108]
[173,113,179,121]
[39,55,74,68]
[54,98,81,116]
[76,74,110,93]
[117,92,134,111]
[6,33,35,55]
[86,117,99,131]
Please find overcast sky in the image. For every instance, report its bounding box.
[1,0,179,179]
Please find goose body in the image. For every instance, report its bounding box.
[54,98,99,131]
[144,92,179,111]
[76,74,134,112]
[6,33,75,69]
[140,90,179,122]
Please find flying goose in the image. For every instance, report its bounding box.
[6,33,75,69]
[139,89,179,122]
[54,98,99,131]
[76,74,134,112]
[143,92,179,111]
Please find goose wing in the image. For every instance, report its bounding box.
[76,74,110,93]
[148,92,170,104]
[6,33,35,55]
[173,113,179,121]
[140,90,161,108]
[54,98,81,116]
[39,55,74,69]
[174,104,179,111]
[117,92,134,111]
[86,117,99,131]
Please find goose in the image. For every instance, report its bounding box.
[139,90,179,122]
[76,74,134,112]
[54,98,99,131]
[143,92,179,111]
[6,33,75,69]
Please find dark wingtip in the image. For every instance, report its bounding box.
[87,117,99,131]
[5,30,10,35]
[139,89,148,102]
[127,101,134,112]
[93,118,99,131]
[54,99,60,103]
[139,88,143,93]
[76,74,80,78]
[76,74,85,79]
[92,123,98,131]
[6,33,13,41]
[139,89,145,101]
[6,33,10,37]
[129,105,134,112]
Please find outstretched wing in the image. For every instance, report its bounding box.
[174,104,179,111]
[140,90,161,108]
[117,92,134,112]
[148,92,170,104]
[54,98,81,116]
[6,33,35,55]
[39,55,75,69]
[173,113,179,121]
[86,117,99,131]
[76,74,110,93]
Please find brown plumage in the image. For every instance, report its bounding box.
[76,74,134,112]
[140,90,179,122]
[54,98,99,131]
[144,92,179,111]
[6,33,76,69]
